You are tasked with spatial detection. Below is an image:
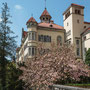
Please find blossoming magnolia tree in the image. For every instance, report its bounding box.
[20,43,90,90]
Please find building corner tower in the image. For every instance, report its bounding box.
[26,17,38,58]
[63,3,85,59]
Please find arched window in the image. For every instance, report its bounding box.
[57,36,62,45]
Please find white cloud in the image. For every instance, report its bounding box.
[0,14,2,22]
[15,5,23,10]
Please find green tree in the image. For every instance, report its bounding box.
[6,61,24,90]
[0,2,22,90]
[85,48,90,66]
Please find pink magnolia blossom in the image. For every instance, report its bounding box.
[20,44,90,90]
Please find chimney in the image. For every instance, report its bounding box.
[50,20,54,24]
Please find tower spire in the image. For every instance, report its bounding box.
[45,0,46,9]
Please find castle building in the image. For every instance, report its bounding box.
[16,3,90,63]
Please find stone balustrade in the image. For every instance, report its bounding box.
[49,84,90,90]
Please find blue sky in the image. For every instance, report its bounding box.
[0,0,90,46]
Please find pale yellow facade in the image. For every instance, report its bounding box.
[16,3,90,62]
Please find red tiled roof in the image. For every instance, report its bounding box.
[40,8,51,18]
[26,17,37,24]
[81,27,90,35]
[38,22,64,30]
[16,47,20,52]
[71,3,84,8]
[63,3,84,15]
[84,22,90,24]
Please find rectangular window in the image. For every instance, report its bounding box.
[28,32,36,40]
[84,48,87,53]
[49,36,51,42]
[48,36,51,42]
[44,36,47,42]
[75,9,81,15]
[29,32,32,40]
[38,35,51,42]
[78,10,81,14]
[77,19,79,23]
[77,48,80,56]
[41,35,44,42]
[76,40,79,45]
[32,47,35,56]
[38,35,41,41]
[32,32,34,40]
[75,9,78,14]
[29,47,36,56]
[29,47,31,56]
[65,11,70,19]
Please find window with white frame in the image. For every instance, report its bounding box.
[29,47,36,56]
[28,31,36,40]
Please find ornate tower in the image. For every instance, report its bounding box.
[26,17,38,58]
